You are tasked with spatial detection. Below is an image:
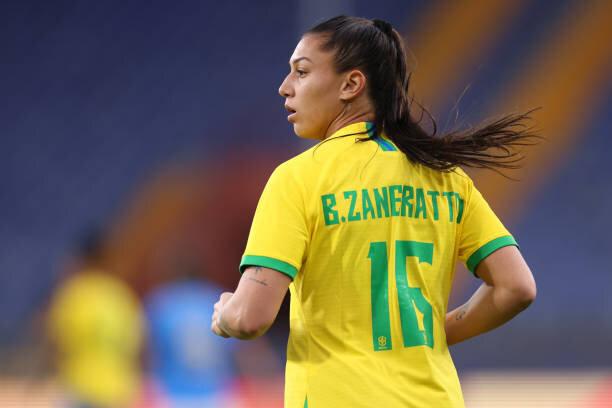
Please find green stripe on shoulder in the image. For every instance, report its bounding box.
[239,255,298,280]
[376,137,396,151]
[365,122,398,152]
[466,235,518,275]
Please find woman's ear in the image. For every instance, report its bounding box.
[339,69,367,102]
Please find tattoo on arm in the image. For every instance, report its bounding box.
[247,268,268,286]
[247,277,269,286]
[456,303,469,321]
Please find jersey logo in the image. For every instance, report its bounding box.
[377,336,388,348]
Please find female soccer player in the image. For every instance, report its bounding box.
[211,16,537,407]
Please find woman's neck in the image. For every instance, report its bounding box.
[323,100,375,139]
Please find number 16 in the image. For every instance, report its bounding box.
[368,240,434,351]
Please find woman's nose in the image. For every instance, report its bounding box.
[278,76,292,98]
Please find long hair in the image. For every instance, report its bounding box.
[307,16,540,172]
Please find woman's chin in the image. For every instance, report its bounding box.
[294,124,324,140]
[293,124,309,138]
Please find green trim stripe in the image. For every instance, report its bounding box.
[304,396,308,408]
[239,255,298,279]
[365,121,398,151]
[466,235,518,275]
[381,136,398,151]
[366,121,375,134]
[375,137,396,151]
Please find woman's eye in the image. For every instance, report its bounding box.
[296,70,307,77]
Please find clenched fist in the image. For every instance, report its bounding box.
[211,292,233,337]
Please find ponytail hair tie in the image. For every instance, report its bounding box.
[373,19,394,36]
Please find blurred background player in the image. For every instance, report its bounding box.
[47,228,144,408]
[143,251,238,407]
[140,227,283,408]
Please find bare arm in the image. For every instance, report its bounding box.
[445,245,536,346]
[211,266,291,340]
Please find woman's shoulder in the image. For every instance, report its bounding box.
[445,166,472,183]
[410,160,474,189]
[273,144,320,175]
[405,164,478,212]
[265,147,314,187]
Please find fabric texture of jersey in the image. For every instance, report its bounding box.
[240,122,517,408]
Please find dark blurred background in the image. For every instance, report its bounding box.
[1,0,611,406]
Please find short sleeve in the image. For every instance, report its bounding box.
[239,163,308,280]
[457,180,518,276]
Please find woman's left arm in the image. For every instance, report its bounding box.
[445,245,536,345]
[211,266,291,340]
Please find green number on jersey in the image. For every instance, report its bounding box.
[368,240,434,351]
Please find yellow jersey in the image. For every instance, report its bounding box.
[48,270,144,407]
[240,122,516,408]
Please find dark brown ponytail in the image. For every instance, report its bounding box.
[307,16,540,172]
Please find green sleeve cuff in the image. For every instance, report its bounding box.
[466,235,518,276]
[239,255,298,280]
